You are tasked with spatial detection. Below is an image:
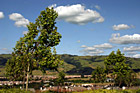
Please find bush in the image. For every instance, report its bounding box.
[134,79,140,86]
[136,89,140,93]
[122,90,129,93]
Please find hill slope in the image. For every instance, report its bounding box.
[60,54,140,75]
[0,54,140,75]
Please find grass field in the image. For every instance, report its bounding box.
[0,88,31,93]
[73,89,140,93]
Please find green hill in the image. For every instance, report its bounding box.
[0,54,11,67]
[0,54,140,75]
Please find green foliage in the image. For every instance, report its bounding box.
[5,7,62,90]
[104,49,136,87]
[5,56,24,81]
[55,71,66,86]
[133,78,140,86]
[92,66,106,83]
[136,89,140,93]
[1,54,140,75]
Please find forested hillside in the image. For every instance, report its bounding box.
[60,54,140,75]
[0,54,140,75]
[0,54,11,66]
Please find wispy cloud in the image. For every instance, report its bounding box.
[51,4,104,25]
[9,13,29,27]
[110,33,140,44]
[81,46,104,56]
[94,43,113,49]
[95,5,101,10]
[126,52,136,55]
[1,48,8,50]
[81,45,87,48]
[123,46,140,52]
[80,43,113,56]
[133,54,140,58]
[112,24,134,31]
[0,12,4,19]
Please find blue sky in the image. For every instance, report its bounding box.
[0,0,140,58]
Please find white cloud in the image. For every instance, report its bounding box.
[84,46,96,51]
[112,24,133,31]
[80,43,113,56]
[22,31,28,35]
[94,43,113,49]
[123,46,140,52]
[80,45,104,55]
[94,17,104,23]
[9,13,29,27]
[9,13,23,21]
[82,47,104,56]
[49,4,57,8]
[87,50,104,55]
[95,5,101,10]
[53,4,104,25]
[110,33,140,44]
[15,19,29,27]
[81,45,87,48]
[133,54,140,58]
[0,12,4,19]
[126,52,136,55]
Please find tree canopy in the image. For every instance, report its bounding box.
[6,7,63,90]
[104,49,136,87]
[92,66,106,83]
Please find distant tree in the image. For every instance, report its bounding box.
[6,53,24,81]
[56,71,66,86]
[104,49,136,87]
[92,66,106,83]
[5,7,63,91]
[55,71,66,92]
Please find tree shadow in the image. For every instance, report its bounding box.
[66,67,94,75]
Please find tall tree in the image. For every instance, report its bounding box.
[104,49,136,87]
[92,66,106,83]
[6,7,62,91]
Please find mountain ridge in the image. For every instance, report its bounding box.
[0,54,140,75]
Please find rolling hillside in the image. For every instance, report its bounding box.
[60,54,140,75]
[0,54,140,75]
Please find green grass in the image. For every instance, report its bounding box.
[73,89,138,93]
[0,88,32,93]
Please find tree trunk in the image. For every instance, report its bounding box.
[119,81,122,88]
[23,69,25,90]
[26,63,30,91]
